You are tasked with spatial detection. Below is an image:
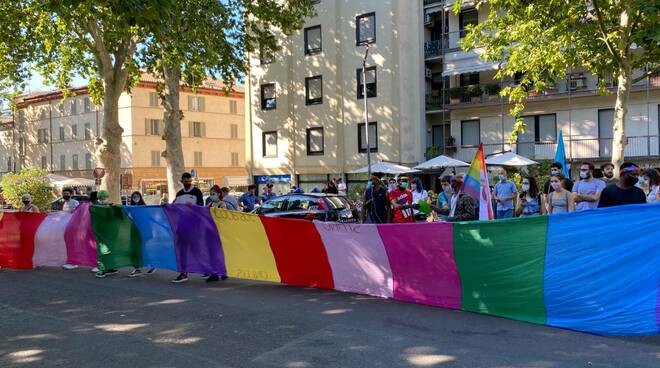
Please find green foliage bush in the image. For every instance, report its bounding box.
[1,168,53,210]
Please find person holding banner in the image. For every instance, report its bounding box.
[388,177,414,224]
[598,162,646,208]
[410,178,429,222]
[433,175,477,222]
[361,173,389,224]
[19,194,40,213]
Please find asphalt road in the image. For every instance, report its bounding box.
[1,268,658,368]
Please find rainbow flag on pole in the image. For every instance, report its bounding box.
[461,143,494,220]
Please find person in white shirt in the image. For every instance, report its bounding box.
[410,178,429,221]
[337,178,347,196]
[61,188,82,270]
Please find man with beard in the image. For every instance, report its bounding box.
[598,162,646,208]
[600,162,618,186]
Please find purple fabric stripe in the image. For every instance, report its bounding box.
[63,203,97,267]
[162,204,226,275]
[377,222,461,309]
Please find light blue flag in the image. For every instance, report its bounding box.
[554,130,569,177]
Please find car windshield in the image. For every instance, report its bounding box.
[258,197,285,214]
[286,196,318,211]
[325,196,349,210]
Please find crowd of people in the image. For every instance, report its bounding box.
[361,161,658,224]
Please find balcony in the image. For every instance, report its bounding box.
[425,95,447,112]
[423,0,445,6]
[452,135,660,163]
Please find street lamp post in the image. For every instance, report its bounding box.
[362,45,371,179]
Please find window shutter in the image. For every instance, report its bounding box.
[188,121,193,137]
[202,122,206,137]
[145,118,150,135]
[160,120,165,136]
[199,97,205,112]
[187,96,193,111]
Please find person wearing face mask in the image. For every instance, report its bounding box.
[361,172,389,224]
[387,178,397,193]
[207,185,227,209]
[543,162,574,194]
[388,176,415,223]
[640,169,660,203]
[600,163,618,186]
[598,162,647,208]
[61,188,80,213]
[547,173,575,214]
[572,162,606,212]
[515,176,546,217]
[173,172,204,206]
[410,178,429,221]
[439,174,477,221]
[434,176,453,220]
[493,168,517,219]
[127,191,155,278]
[19,194,40,213]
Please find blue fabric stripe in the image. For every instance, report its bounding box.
[123,206,178,271]
[545,203,660,335]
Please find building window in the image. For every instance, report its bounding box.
[190,121,205,137]
[60,155,66,171]
[432,124,452,147]
[18,138,24,156]
[84,97,92,113]
[41,156,47,169]
[459,9,479,38]
[230,124,238,139]
[59,126,65,141]
[598,108,614,158]
[194,151,203,167]
[37,128,49,143]
[259,45,273,65]
[305,76,323,105]
[71,124,78,140]
[146,119,162,136]
[7,157,12,172]
[149,92,159,107]
[150,151,160,167]
[461,119,480,146]
[357,122,378,153]
[72,154,79,170]
[70,99,77,115]
[230,100,238,114]
[261,84,276,110]
[263,131,278,157]
[304,25,322,55]
[85,153,92,169]
[84,123,92,140]
[460,72,480,87]
[306,127,324,156]
[231,152,239,167]
[356,12,376,45]
[189,95,205,112]
[357,67,377,99]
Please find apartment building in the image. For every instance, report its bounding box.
[246,0,425,193]
[248,0,660,193]
[424,0,660,168]
[0,115,15,180]
[7,77,246,195]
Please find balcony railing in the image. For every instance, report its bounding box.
[423,0,445,6]
[452,135,660,163]
[425,95,446,112]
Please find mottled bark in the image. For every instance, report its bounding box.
[611,8,633,177]
[97,81,124,204]
[162,62,185,200]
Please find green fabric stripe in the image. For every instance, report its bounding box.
[90,205,142,271]
[453,216,547,324]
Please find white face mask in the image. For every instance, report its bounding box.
[550,169,559,176]
[521,184,530,192]
[638,177,648,186]
[132,196,140,203]
[551,182,562,190]
[579,170,590,179]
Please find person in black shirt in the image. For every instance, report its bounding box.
[543,162,574,194]
[361,172,389,224]
[598,162,646,208]
[171,172,205,284]
[173,172,204,206]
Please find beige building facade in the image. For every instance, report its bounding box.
[6,80,246,195]
[248,0,660,193]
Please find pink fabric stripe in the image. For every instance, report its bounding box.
[34,212,71,267]
[314,222,393,298]
[377,222,461,309]
[63,203,97,267]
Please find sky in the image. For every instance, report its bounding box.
[25,72,88,93]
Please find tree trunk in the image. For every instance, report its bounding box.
[162,61,185,201]
[611,9,633,177]
[97,81,124,204]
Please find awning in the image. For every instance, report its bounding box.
[414,155,469,170]
[223,176,249,187]
[485,152,538,167]
[51,177,96,187]
[349,162,420,175]
[442,50,500,76]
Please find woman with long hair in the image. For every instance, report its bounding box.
[641,168,660,203]
[410,177,429,221]
[515,176,546,216]
[547,173,575,214]
[127,191,155,277]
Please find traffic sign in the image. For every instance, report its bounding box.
[93,168,105,179]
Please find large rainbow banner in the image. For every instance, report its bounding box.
[1,203,659,336]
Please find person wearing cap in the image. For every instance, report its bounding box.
[97,190,111,204]
[19,194,40,213]
[598,162,647,208]
[388,176,415,223]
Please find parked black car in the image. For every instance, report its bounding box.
[254,193,358,222]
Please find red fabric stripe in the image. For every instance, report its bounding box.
[0,212,46,269]
[260,217,334,289]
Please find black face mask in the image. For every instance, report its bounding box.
[63,195,71,200]
[22,200,30,205]
[624,175,639,187]
[183,184,192,190]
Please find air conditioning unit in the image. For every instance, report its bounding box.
[424,13,434,26]
[425,68,432,79]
